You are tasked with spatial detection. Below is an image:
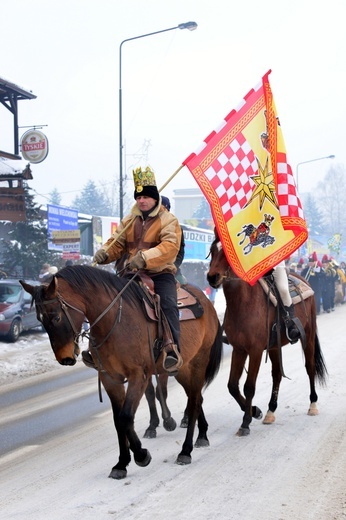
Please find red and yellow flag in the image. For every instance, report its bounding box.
[183,70,308,285]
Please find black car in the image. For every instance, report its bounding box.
[0,279,42,342]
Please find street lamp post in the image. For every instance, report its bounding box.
[118,21,197,219]
[296,154,335,192]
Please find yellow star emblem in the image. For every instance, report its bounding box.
[246,157,278,210]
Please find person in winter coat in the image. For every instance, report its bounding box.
[92,166,183,373]
[321,254,338,313]
[301,251,323,315]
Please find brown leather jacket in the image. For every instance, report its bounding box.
[101,200,181,275]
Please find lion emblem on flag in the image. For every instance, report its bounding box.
[237,213,275,255]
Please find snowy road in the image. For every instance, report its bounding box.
[0,297,346,519]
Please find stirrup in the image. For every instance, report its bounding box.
[162,344,183,373]
[82,350,97,369]
[286,328,299,344]
[284,321,300,344]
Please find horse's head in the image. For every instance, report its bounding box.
[20,277,83,366]
[207,231,231,288]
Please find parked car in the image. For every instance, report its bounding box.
[0,279,42,342]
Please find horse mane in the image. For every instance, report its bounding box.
[55,265,143,305]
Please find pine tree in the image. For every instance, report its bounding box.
[303,193,325,236]
[49,187,62,205]
[1,184,58,278]
[72,180,111,216]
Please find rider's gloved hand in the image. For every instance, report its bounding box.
[128,251,146,271]
[93,249,108,264]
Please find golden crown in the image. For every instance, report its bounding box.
[133,166,157,193]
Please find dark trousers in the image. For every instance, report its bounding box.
[152,272,180,347]
[309,277,321,314]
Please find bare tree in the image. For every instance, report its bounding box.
[316,163,346,251]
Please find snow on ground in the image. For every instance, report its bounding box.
[1,291,346,519]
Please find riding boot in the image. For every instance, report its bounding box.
[162,342,183,374]
[283,304,300,344]
[82,350,97,370]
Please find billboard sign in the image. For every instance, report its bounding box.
[47,204,79,256]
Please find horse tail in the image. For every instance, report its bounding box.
[204,322,223,389]
[314,333,328,386]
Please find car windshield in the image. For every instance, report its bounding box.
[0,285,22,304]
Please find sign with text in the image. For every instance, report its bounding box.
[20,129,49,163]
[0,187,26,222]
[47,204,79,252]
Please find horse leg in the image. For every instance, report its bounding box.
[194,406,209,448]
[104,377,152,480]
[143,378,160,438]
[305,334,321,416]
[227,349,263,436]
[155,374,177,431]
[101,380,131,479]
[143,375,176,438]
[175,382,203,465]
[180,406,188,428]
[262,349,283,424]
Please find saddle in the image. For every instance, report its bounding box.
[138,273,204,323]
[259,273,314,306]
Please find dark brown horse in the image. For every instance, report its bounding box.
[207,232,328,436]
[20,265,223,479]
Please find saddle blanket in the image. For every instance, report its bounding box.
[259,273,314,306]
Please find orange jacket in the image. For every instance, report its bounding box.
[102,200,181,275]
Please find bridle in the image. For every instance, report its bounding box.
[36,272,138,353]
[209,241,240,283]
[36,293,87,356]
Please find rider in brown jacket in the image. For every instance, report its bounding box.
[92,166,183,373]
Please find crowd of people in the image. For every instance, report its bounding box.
[289,253,346,315]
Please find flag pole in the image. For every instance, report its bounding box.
[158,164,184,192]
[92,164,185,265]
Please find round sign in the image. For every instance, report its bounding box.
[20,129,49,163]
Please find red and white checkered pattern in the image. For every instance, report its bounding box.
[189,134,305,223]
[183,71,308,285]
[203,133,257,223]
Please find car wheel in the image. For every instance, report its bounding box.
[8,319,22,342]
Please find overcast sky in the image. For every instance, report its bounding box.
[1,0,344,211]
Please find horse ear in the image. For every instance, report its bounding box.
[19,280,35,297]
[45,276,58,298]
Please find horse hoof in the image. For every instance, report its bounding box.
[195,438,209,448]
[236,427,250,437]
[263,411,276,424]
[253,406,263,420]
[180,416,188,428]
[135,449,152,467]
[108,467,127,480]
[308,402,319,416]
[163,417,177,431]
[143,429,157,439]
[176,454,192,465]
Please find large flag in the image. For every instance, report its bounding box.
[183,70,308,285]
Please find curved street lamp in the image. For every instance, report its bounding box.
[118,22,198,219]
[296,154,335,192]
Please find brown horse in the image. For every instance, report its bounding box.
[207,232,328,436]
[20,265,223,479]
